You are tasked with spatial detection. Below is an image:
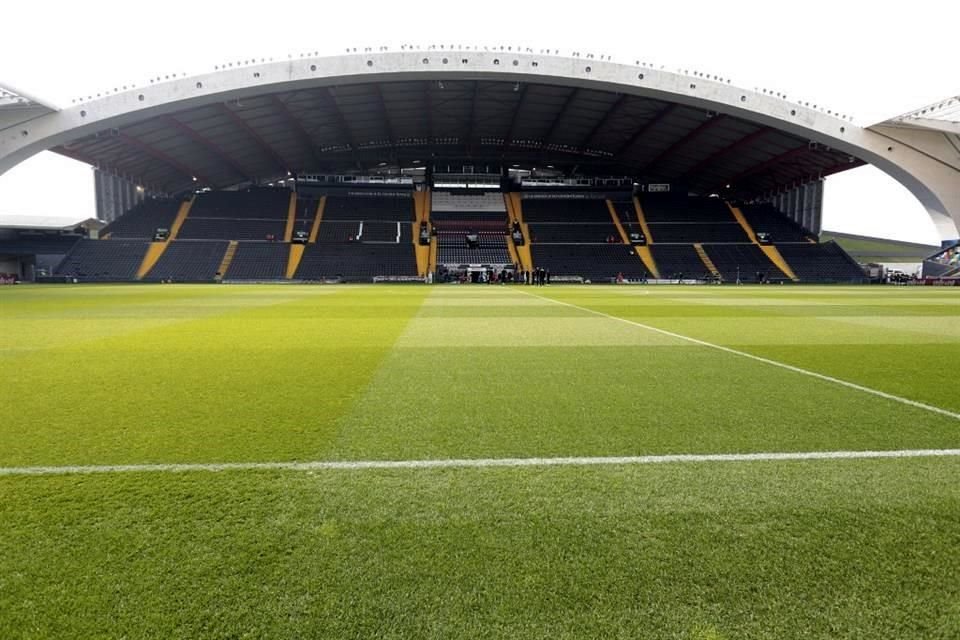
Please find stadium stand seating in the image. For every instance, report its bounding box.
[432,191,511,264]
[528,223,620,244]
[773,242,866,282]
[35,189,866,284]
[294,243,418,281]
[610,197,640,224]
[54,239,149,281]
[642,195,732,222]
[361,221,409,243]
[318,221,362,243]
[177,217,286,241]
[531,244,649,282]
[189,188,289,219]
[0,233,80,255]
[520,197,612,223]
[649,244,713,280]
[288,190,420,280]
[431,191,508,228]
[924,243,960,278]
[646,222,749,243]
[740,203,811,242]
[437,231,511,264]
[224,242,289,280]
[323,193,415,221]
[701,244,784,282]
[100,198,182,239]
[316,219,411,243]
[144,240,228,282]
[520,194,653,279]
[640,195,748,243]
[174,188,290,241]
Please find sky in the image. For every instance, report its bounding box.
[0,0,956,244]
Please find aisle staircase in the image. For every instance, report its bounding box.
[215,241,238,281]
[728,203,799,281]
[694,243,720,278]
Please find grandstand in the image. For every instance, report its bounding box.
[0,183,873,284]
[3,51,953,284]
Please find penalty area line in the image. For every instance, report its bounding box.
[1,449,960,477]
[520,289,960,421]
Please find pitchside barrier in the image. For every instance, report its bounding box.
[373,275,428,283]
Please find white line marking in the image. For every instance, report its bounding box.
[2,449,959,476]
[521,289,960,420]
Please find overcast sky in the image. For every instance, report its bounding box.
[1,0,956,244]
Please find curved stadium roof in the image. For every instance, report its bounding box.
[1,49,957,240]
[50,77,862,196]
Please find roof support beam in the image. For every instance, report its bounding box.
[578,94,628,151]
[753,156,864,192]
[614,103,677,158]
[713,145,808,191]
[679,127,773,182]
[541,88,580,145]
[218,103,289,176]
[503,83,531,150]
[371,85,396,146]
[640,114,728,176]
[423,81,435,143]
[161,115,251,183]
[270,95,324,171]
[116,131,214,186]
[53,145,102,167]
[466,81,480,152]
[322,87,364,170]
[323,87,360,150]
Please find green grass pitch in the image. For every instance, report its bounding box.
[1,283,959,638]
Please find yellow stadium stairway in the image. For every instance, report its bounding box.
[428,234,438,275]
[728,204,758,243]
[694,243,721,279]
[631,197,660,278]
[631,197,655,243]
[413,190,431,277]
[135,242,169,280]
[168,197,194,240]
[759,245,799,281]
[607,199,654,278]
[727,203,799,281]
[308,196,326,244]
[606,200,631,244]
[286,244,305,279]
[506,192,534,272]
[133,198,196,279]
[506,233,522,267]
[215,241,238,281]
[283,192,297,243]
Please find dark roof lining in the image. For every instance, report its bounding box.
[52,79,861,195]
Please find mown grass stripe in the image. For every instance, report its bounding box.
[524,289,960,421]
[2,449,959,476]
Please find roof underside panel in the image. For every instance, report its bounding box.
[51,79,864,195]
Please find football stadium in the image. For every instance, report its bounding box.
[1,45,960,638]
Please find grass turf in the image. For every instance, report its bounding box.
[1,283,959,638]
